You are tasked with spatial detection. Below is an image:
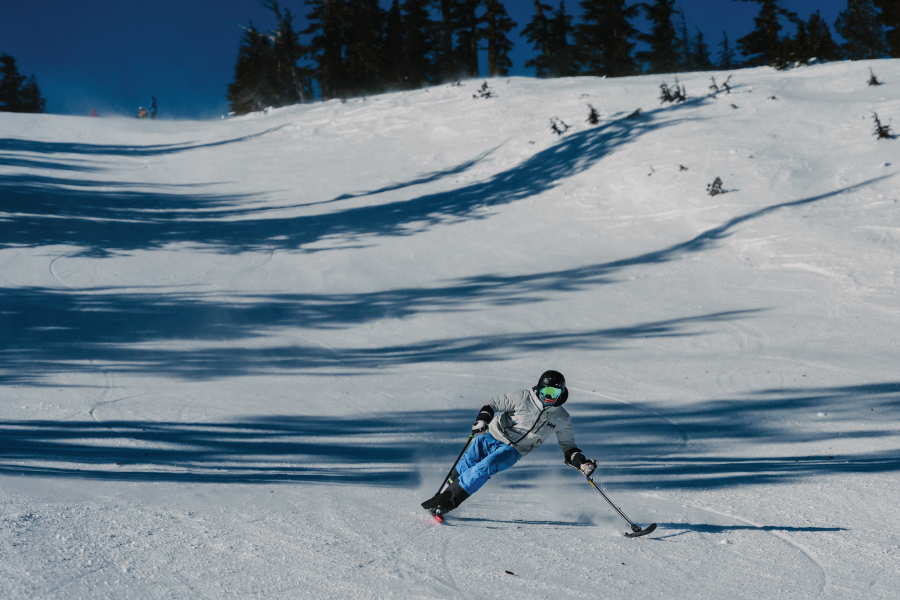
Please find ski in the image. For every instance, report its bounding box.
[624,523,657,538]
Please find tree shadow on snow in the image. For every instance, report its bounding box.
[0,102,690,254]
[0,286,758,383]
[0,410,473,488]
[2,382,898,489]
[0,125,287,157]
[2,171,892,383]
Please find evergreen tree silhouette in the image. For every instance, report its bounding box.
[785,10,841,64]
[548,1,579,76]
[691,27,714,70]
[874,0,900,57]
[577,0,639,77]
[0,53,27,112]
[835,0,888,60]
[736,0,796,67]
[226,25,279,114]
[267,2,311,104]
[402,0,437,88]
[522,0,554,77]
[20,75,46,113]
[717,31,737,69]
[343,0,386,95]
[482,0,516,76]
[305,0,347,100]
[453,0,482,78]
[673,6,691,71]
[636,0,678,74]
[437,0,457,80]
[384,0,406,87]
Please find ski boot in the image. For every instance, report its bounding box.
[422,480,469,523]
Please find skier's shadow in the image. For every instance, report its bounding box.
[650,522,846,540]
[452,516,594,528]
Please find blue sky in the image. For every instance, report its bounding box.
[1,1,847,118]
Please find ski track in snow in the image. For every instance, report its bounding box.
[642,492,831,598]
[573,386,690,453]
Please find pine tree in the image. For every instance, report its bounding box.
[343,0,385,95]
[736,0,800,67]
[673,6,692,71]
[436,0,457,80]
[548,1,579,76]
[522,0,554,77]
[874,0,900,57]
[402,0,437,88]
[717,31,737,69]
[636,0,678,74]
[264,2,311,104]
[384,0,406,87]
[808,11,842,61]
[482,0,516,76]
[577,0,639,77]
[691,28,714,70]
[835,0,888,60]
[785,10,841,64]
[19,75,46,113]
[452,0,482,78]
[305,0,347,99]
[226,25,279,114]
[0,53,27,112]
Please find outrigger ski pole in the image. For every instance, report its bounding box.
[421,433,475,521]
[569,464,657,538]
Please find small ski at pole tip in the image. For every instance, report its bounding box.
[624,523,657,538]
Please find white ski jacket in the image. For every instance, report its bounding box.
[486,388,579,457]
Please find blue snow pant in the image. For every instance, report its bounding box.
[455,433,521,495]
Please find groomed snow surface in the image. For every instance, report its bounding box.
[2,60,900,599]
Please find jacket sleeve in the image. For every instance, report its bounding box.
[488,391,520,415]
[555,411,581,461]
[475,405,494,423]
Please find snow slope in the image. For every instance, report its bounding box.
[2,60,900,599]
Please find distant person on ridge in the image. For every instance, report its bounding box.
[137,107,147,119]
[422,370,598,521]
[90,109,98,117]
[149,96,157,119]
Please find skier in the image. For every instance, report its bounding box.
[422,370,598,520]
[137,107,147,119]
[149,96,157,119]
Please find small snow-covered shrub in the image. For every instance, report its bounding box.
[708,75,732,95]
[587,104,600,125]
[660,78,686,104]
[707,177,724,196]
[872,112,893,140]
[868,69,882,86]
[473,81,493,99]
[550,117,570,136]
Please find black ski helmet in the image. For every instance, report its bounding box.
[535,370,568,406]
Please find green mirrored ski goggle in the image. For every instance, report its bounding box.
[539,386,562,400]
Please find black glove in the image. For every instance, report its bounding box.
[578,459,597,477]
[566,449,597,477]
[472,405,494,435]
